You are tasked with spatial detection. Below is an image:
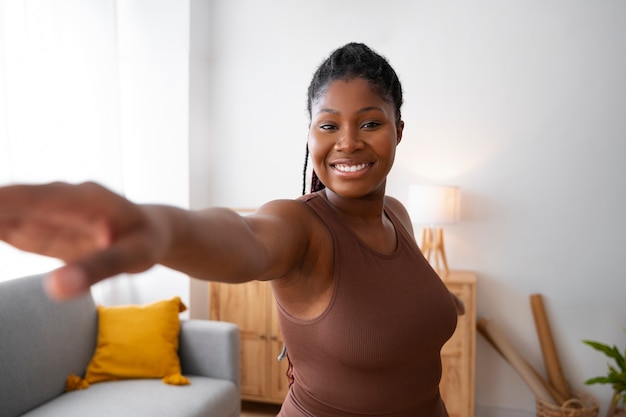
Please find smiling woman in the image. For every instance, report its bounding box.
[0,41,463,417]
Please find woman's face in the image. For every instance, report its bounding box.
[308,77,404,200]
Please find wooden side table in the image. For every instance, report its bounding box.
[440,270,477,417]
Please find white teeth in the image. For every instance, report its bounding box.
[335,163,368,172]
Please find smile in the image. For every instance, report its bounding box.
[333,163,370,173]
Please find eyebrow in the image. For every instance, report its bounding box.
[315,106,385,116]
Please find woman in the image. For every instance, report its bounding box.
[0,43,461,416]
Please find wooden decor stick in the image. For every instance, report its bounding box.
[477,317,557,404]
[478,320,567,405]
[529,293,571,401]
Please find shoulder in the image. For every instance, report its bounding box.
[384,195,415,237]
[253,197,335,301]
[254,196,319,223]
[239,197,331,282]
[253,192,329,225]
[384,195,410,220]
[249,196,330,247]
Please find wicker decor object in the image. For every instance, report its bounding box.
[536,392,599,417]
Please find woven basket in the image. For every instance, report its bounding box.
[536,392,599,417]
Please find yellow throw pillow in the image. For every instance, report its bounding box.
[66,296,190,391]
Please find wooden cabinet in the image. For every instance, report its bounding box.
[209,281,289,404]
[210,271,476,413]
[440,270,477,417]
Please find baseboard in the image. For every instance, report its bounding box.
[475,404,535,417]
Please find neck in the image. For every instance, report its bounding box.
[322,188,387,225]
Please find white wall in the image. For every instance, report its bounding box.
[110,0,192,311]
[201,0,626,414]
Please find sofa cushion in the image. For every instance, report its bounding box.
[20,376,239,417]
[82,296,189,386]
[0,274,97,417]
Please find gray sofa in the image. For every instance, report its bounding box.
[0,274,240,417]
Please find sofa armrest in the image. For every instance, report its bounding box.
[178,320,240,390]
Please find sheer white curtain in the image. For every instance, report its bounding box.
[0,0,123,279]
[0,0,191,309]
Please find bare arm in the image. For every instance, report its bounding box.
[152,200,311,283]
[0,182,310,299]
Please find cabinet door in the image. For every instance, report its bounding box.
[269,297,290,402]
[210,281,269,398]
[440,279,476,417]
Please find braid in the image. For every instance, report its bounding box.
[302,144,326,195]
[302,145,309,195]
[311,170,325,193]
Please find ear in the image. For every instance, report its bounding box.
[396,120,404,145]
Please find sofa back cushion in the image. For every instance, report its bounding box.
[0,274,97,417]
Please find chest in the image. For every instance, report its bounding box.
[341,216,398,255]
[279,244,458,374]
[327,252,457,369]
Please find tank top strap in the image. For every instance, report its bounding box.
[300,192,418,256]
[298,192,355,247]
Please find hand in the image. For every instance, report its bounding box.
[452,291,465,316]
[0,182,166,300]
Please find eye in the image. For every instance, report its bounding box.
[319,123,338,131]
[361,121,381,129]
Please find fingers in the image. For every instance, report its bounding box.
[1,182,167,300]
[0,182,120,261]
[44,236,158,300]
[44,266,89,301]
[452,292,466,316]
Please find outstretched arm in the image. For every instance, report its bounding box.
[0,182,308,300]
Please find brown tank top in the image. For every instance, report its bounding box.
[276,193,458,417]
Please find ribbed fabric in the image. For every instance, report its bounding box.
[277,193,457,417]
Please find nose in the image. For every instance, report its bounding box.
[335,126,363,152]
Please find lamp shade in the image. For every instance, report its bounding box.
[408,184,460,225]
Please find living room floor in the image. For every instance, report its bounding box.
[241,401,282,417]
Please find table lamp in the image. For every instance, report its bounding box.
[408,184,460,277]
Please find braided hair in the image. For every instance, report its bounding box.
[302,42,404,195]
